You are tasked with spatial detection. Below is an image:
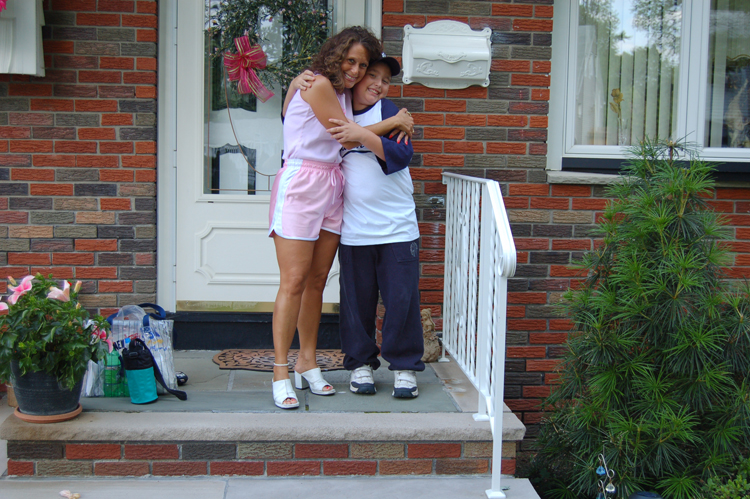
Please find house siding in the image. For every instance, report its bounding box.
[0,0,158,316]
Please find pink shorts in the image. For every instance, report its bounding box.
[268,159,345,241]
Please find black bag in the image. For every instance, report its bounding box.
[121,338,187,404]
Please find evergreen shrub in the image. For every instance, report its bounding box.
[532,140,750,499]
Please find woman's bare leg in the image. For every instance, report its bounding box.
[272,234,315,405]
[295,230,340,386]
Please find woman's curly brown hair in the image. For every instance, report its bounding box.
[309,26,382,92]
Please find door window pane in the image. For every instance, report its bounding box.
[575,0,681,146]
[203,1,285,195]
[705,0,750,149]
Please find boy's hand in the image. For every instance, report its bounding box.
[292,70,315,91]
[387,108,414,144]
[327,118,365,145]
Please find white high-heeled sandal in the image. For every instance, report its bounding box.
[272,363,299,409]
[294,367,336,396]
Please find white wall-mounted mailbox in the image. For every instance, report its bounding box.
[402,20,491,89]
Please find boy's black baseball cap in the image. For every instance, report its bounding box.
[377,53,401,77]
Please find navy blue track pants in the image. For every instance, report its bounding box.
[338,239,425,372]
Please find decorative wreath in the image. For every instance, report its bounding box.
[208,0,330,94]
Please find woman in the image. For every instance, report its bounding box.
[268,27,381,409]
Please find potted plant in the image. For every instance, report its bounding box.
[0,274,112,422]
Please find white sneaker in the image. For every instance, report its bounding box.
[349,365,376,394]
[392,370,418,398]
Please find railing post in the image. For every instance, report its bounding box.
[473,183,492,422]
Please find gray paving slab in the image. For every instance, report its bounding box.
[0,478,227,499]
[0,476,540,499]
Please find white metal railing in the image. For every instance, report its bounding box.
[441,173,516,499]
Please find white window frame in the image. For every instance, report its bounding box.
[548,0,750,172]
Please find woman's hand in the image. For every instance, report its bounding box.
[327,118,366,145]
[291,70,315,92]
[388,108,414,144]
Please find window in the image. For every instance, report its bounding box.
[549,0,750,175]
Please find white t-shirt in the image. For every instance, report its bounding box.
[340,99,420,246]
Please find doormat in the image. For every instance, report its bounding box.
[212,349,346,372]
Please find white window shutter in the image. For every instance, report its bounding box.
[0,0,46,77]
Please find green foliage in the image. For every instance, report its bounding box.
[703,458,750,499]
[532,139,750,499]
[0,274,111,389]
[208,0,330,91]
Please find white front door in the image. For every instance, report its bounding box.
[159,0,381,313]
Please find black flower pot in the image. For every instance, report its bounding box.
[10,360,83,416]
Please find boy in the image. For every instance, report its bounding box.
[326,56,424,398]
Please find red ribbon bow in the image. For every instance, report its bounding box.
[223,36,275,103]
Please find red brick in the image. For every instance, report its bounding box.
[529,143,547,155]
[123,14,157,27]
[524,386,551,398]
[152,462,207,476]
[323,460,377,476]
[383,14,425,27]
[383,0,403,12]
[7,461,34,476]
[410,168,443,181]
[506,399,542,412]
[424,100,465,112]
[532,89,550,101]
[403,86,445,98]
[53,55,98,69]
[67,444,121,460]
[9,84,53,97]
[716,188,750,199]
[135,86,156,98]
[30,183,74,196]
[135,57,157,71]
[511,74,550,87]
[135,170,155,182]
[53,253,95,265]
[379,460,432,475]
[513,19,553,32]
[507,305,526,318]
[100,142,134,154]
[100,57,134,70]
[30,99,74,112]
[43,40,75,54]
[77,155,119,168]
[423,182,446,195]
[487,142,526,155]
[0,141,7,152]
[423,154,463,167]
[549,319,573,331]
[552,239,591,251]
[102,114,133,126]
[29,267,74,279]
[136,29,158,42]
[529,116,548,128]
[210,461,264,476]
[508,319,547,331]
[100,170,134,182]
[77,13,121,26]
[524,412,545,424]
[11,169,55,181]
[135,141,156,154]
[100,198,132,210]
[549,266,586,278]
[422,263,444,275]
[469,17,512,31]
[445,114,486,126]
[54,141,96,153]
[79,128,116,140]
[492,4,534,16]
[75,100,118,112]
[551,185,591,197]
[418,222,445,235]
[99,281,134,292]
[0,127,31,139]
[122,156,156,168]
[8,253,51,265]
[530,197,567,209]
[445,87,487,99]
[419,277,444,290]
[413,113,444,126]
[536,6,554,18]
[426,15,468,24]
[508,292,546,304]
[99,1,135,12]
[32,155,76,167]
[502,459,516,475]
[124,444,179,460]
[407,443,460,458]
[491,60,530,72]
[444,141,483,154]
[413,141,443,153]
[267,461,320,476]
[95,462,149,476]
[526,359,561,371]
[533,61,552,73]
[75,239,118,251]
[135,253,155,265]
[10,140,52,152]
[79,71,122,84]
[507,346,546,358]
[123,72,156,85]
[513,238,549,251]
[295,443,348,459]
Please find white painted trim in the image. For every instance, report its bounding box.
[546,0,570,171]
[157,0,178,312]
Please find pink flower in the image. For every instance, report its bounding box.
[47,280,71,302]
[0,1,6,13]
[0,302,8,312]
[8,275,33,305]
[92,327,113,353]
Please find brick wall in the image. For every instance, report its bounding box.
[382,0,750,459]
[0,0,158,316]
